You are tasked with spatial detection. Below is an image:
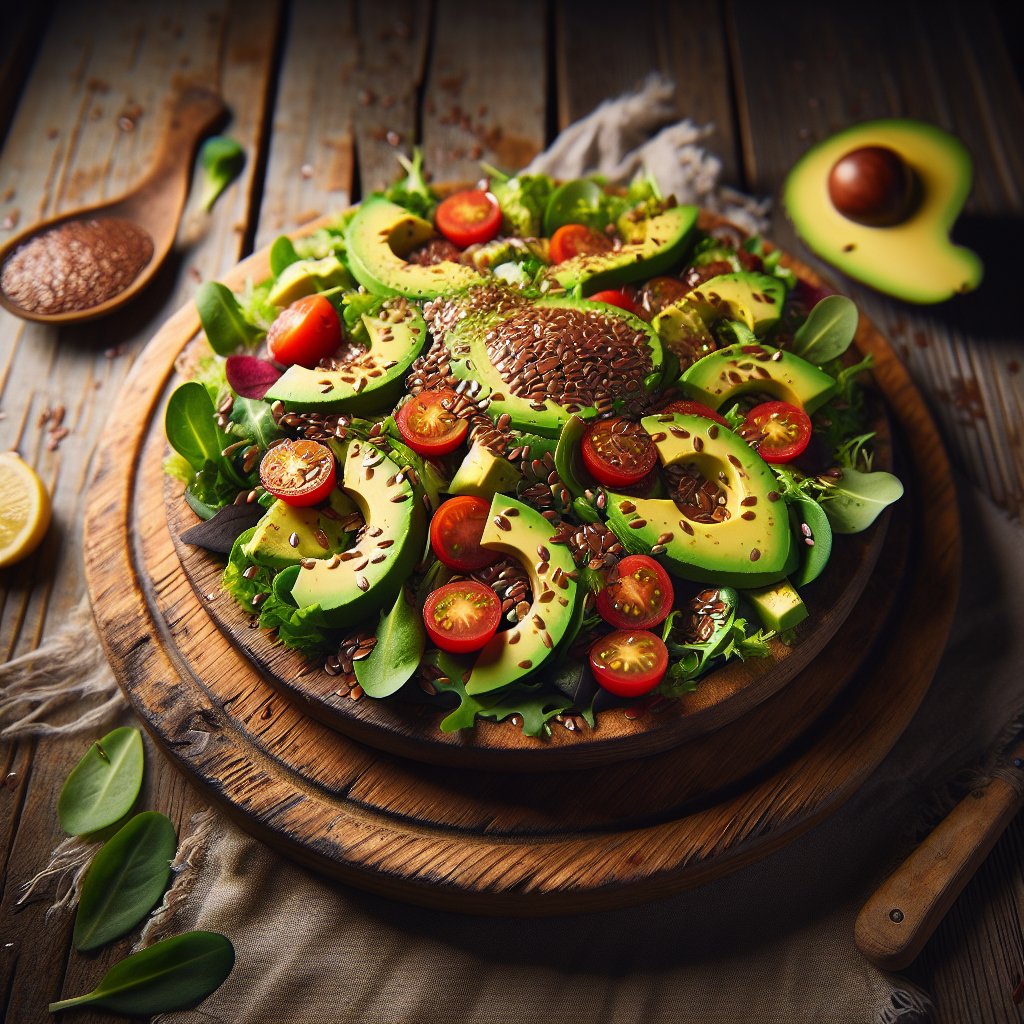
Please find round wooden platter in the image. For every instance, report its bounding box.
[83,217,960,914]
[162,211,890,772]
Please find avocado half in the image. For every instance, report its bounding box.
[784,119,982,304]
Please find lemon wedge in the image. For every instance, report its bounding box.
[0,452,51,568]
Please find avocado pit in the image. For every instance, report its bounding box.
[827,145,917,227]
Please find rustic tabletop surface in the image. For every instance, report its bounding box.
[1,2,1022,1021]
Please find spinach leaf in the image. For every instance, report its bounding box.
[820,467,904,534]
[198,136,245,212]
[269,235,301,277]
[227,397,284,448]
[791,294,859,365]
[48,931,234,1015]
[196,281,263,355]
[73,811,177,951]
[543,178,605,235]
[354,588,425,698]
[165,382,230,473]
[58,728,144,837]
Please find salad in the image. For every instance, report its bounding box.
[165,152,903,739]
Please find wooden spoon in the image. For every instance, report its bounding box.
[0,84,227,325]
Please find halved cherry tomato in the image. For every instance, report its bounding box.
[549,223,613,264]
[266,294,342,368]
[435,189,502,248]
[581,418,658,488]
[656,399,729,426]
[430,496,499,572]
[423,580,501,654]
[742,401,812,464]
[395,390,468,457]
[259,439,336,507]
[589,629,669,697]
[588,289,639,315]
[596,555,674,630]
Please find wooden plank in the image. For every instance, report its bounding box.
[555,0,665,129]
[351,0,431,196]
[253,0,359,248]
[421,0,547,181]
[0,2,283,1021]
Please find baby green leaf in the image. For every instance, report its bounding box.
[58,728,144,837]
[165,381,230,473]
[354,588,426,698]
[791,294,859,365]
[821,467,904,534]
[74,811,177,951]
[49,931,234,1015]
[269,235,301,277]
[198,136,245,212]
[196,280,263,356]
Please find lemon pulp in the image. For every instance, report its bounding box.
[0,453,51,567]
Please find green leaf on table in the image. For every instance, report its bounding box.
[165,381,230,473]
[820,467,904,533]
[198,136,245,212]
[791,294,859,365]
[196,280,263,355]
[73,811,177,951]
[354,588,426,698]
[48,931,234,1016]
[58,728,144,837]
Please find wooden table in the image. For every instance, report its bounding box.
[1,2,1021,1021]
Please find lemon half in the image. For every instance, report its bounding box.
[0,452,51,568]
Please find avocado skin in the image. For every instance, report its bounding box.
[783,119,982,304]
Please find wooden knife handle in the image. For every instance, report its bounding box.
[855,740,1024,971]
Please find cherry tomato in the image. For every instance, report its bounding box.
[435,189,502,248]
[266,294,342,368]
[549,223,612,264]
[395,390,468,457]
[259,439,336,507]
[423,580,501,654]
[656,399,730,426]
[637,275,690,318]
[588,289,640,315]
[589,629,669,697]
[581,418,658,488]
[429,496,500,572]
[596,555,674,630]
[742,401,812,464]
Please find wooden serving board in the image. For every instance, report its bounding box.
[83,219,960,913]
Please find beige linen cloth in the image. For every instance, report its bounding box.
[6,78,1024,1023]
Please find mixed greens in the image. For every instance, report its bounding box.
[165,153,902,739]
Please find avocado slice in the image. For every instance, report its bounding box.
[784,119,982,303]
[465,494,578,695]
[242,489,357,570]
[264,297,428,414]
[268,255,353,307]
[287,439,426,628]
[679,343,837,414]
[606,413,795,588]
[345,196,485,298]
[745,578,808,633]
[681,272,788,336]
[440,291,663,438]
[544,205,699,295]
[448,441,522,498]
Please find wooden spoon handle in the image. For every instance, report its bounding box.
[137,84,228,194]
[854,739,1024,971]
